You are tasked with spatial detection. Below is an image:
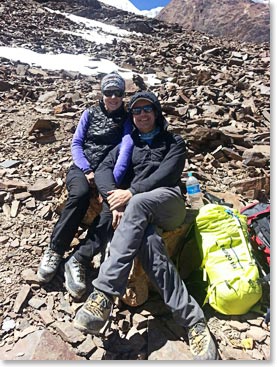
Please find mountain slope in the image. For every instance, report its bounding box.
[157,0,270,43]
[0,0,270,361]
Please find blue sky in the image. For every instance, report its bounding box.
[130,0,170,10]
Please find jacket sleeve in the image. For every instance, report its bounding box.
[112,133,134,185]
[130,135,186,194]
[94,146,120,199]
[71,109,91,173]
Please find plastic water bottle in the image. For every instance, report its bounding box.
[186,172,204,209]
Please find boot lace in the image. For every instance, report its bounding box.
[44,249,61,268]
[72,257,85,282]
[84,291,111,317]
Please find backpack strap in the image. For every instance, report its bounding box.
[225,208,253,263]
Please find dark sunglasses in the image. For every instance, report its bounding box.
[103,90,124,97]
[131,105,154,115]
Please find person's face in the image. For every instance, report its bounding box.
[103,89,124,112]
[132,100,156,133]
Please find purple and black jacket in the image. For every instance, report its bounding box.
[71,99,133,184]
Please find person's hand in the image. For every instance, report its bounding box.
[107,189,133,211]
[112,207,125,229]
[85,171,95,187]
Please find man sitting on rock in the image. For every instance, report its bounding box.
[73,91,218,360]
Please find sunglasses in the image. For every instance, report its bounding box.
[131,105,154,115]
[103,90,124,97]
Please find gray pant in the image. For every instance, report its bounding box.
[93,186,204,328]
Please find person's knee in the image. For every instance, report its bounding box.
[68,186,90,204]
[127,193,146,210]
[125,194,155,223]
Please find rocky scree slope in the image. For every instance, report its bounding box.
[0,0,270,361]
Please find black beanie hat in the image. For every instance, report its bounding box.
[129,91,168,129]
[129,91,162,115]
[101,71,125,93]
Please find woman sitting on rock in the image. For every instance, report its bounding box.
[37,71,133,299]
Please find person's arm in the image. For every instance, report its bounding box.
[130,134,186,195]
[104,135,186,210]
[113,116,134,185]
[113,134,134,185]
[71,109,92,173]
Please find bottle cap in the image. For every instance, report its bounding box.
[188,172,193,177]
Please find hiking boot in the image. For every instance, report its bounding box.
[37,247,63,283]
[188,319,218,360]
[64,255,86,299]
[74,288,113,334]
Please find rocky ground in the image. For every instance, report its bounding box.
[0,0,270,361]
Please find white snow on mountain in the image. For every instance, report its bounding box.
[0,7,160,86]
[99,0,163,18]
[99,0,142,15]
[47,7,139,43]
[141,7,164,18]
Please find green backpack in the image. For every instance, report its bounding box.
[194,204,262,315]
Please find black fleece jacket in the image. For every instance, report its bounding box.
[94,127,187,200]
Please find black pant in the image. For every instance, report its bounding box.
[50,164,91,256]
[74,201,114,266]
